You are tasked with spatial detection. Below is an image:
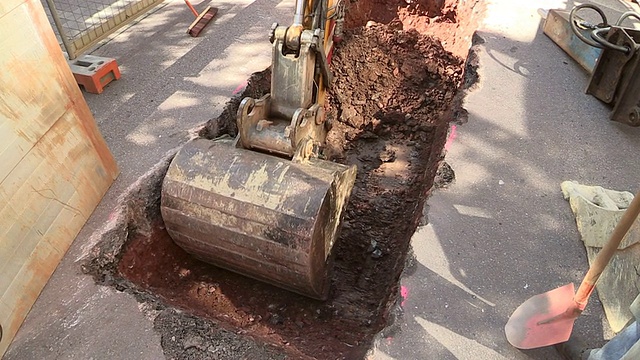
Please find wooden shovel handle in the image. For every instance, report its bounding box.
[184,0,199,17]
[574,190,640,307]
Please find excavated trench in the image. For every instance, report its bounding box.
[85,1,484,359]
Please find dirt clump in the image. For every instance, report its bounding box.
[434,161,456,188]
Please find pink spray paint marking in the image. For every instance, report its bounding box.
[232,81,248,95]
[444,124,457,151]
[385,286,408,346]
[400,285,409,307]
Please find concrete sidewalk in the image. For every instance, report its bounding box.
[6,0,640,359]
[371,0,640,359]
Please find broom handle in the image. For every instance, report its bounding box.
[574,190,640,308]
[184,0,199,17]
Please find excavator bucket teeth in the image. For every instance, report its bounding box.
[161,137,357,299]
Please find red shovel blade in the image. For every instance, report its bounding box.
[505,283,580,349]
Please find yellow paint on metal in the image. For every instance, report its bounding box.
[171,144,321,214]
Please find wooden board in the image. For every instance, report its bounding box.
[0,0,119,355]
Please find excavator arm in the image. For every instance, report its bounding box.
[236,0,344,161]
[160,0,355,300]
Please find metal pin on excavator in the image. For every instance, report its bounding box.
[160,0,356,300]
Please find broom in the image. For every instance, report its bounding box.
[183,0,218,37]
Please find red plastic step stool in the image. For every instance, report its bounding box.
[69,55,121,94]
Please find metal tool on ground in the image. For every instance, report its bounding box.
[505,190,640,349]
[183,0,217,37]
[542,8,603,72]
[545,4,640,126]
[161,0,354,300]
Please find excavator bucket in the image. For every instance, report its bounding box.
[161,0,351,299]
[161,137,357,299]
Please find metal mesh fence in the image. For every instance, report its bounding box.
[42,0,163,59]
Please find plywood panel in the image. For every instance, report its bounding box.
[0,4,71,144]
[0,134,77,294]
[0,0,24,18]
[0,108,115,294]
[0,1,78,186]
[0,0,119,355]
[0,119,41,185]
[1,190,86,323]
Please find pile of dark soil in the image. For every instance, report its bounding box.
[86,1,481,359]
[323,22,464,329]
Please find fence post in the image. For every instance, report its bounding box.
[44,0,76,59]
